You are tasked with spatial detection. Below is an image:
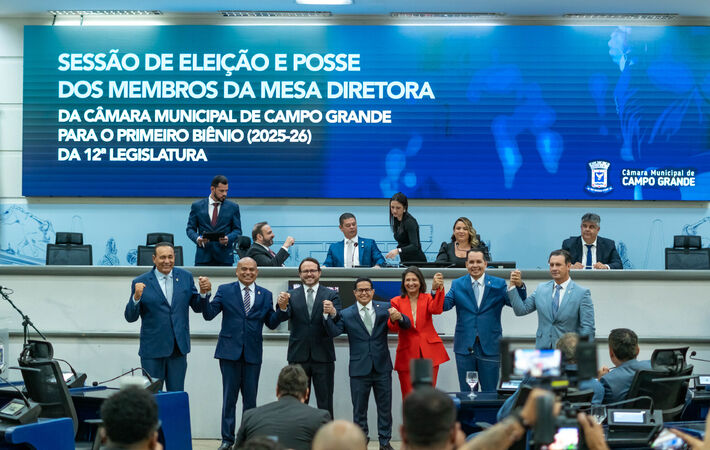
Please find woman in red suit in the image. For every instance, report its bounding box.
[389,266,450,398]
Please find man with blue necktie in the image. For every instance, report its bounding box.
[125,242,212,392]
[200,256,289,450]
[444,250,511,392]
[562,213,622,270]
[186,175,242,266]
[323,213,386,268]
[508,249,596,349]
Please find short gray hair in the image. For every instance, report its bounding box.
[556,333,579,364]
[581,213,600,225]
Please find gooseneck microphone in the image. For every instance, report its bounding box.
[689,351,710,364]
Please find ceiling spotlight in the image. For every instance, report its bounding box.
[219,10,333,17]
[48,10,162,15]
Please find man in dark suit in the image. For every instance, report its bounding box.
[324,277,409,450]
[599,328,652,404]
[200,257,289,450]
[562,212,622,269]
[125,242,211,391]
[443,250,511,392]
[246,221,295,267]
[509,249,596,349]
[186,175,242,266]
[235,364,331,450]
[323,213,385,268]
[277,257,341,418]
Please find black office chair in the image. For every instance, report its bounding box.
[146,232,174,245]
[137,232,183,266]
[651,347,689,372]
[46,232,92,265]
[19,358,99,449]
[235,235,252,259]
[626,365,694,421]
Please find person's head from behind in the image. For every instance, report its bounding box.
[608,328,639,366]
[401,387,462,450]
[339,213,358,240]
[276,364,309,402]
[556,332,579,365]
[100,386,160,450]
[312,420,367,450]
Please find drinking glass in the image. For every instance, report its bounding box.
[590,404,607,424]
[465,371,479,398]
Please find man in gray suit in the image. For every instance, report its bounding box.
[235,364,331,450]
[598,328,652,404]
[508,249,595,349]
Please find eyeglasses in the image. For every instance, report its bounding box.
[354,288,373,294]
[299,269,319,274]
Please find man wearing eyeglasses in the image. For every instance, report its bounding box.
[323,277,409,450]
[277,257,341,418]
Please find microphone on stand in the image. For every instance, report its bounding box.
[689,351,710,364]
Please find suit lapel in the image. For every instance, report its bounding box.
[398,296,415,328]
[556,281,575,319]
[148,270,169,305]
[358,238,367,265]
[477,277,494,310]
[351,304,369,334]
[466,278,480,312]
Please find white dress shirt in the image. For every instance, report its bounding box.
[344,235,360,268]
[359,300,375,329]
[581,239,597,266]
[208,196,221,220]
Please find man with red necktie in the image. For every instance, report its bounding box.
[186,175,242,266]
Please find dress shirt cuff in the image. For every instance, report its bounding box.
[200,291,211,298]
[133,296,141,304]
[281,246,290,252]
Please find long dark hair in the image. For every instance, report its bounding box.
[389,192,409,233]
[400,266,427,297]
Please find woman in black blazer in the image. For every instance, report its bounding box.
[435,217,490,267]
[385,192,427,264]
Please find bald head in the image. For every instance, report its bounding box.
[312,420,366,450]
[236,257,258,285]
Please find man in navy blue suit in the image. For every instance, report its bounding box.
[186,175,242,266]
[125,242,211,392]
[200,256,289,450]
[323,213,386,268]
[444,250,511,392]
[562,213,622,270]
[324,277,408,450]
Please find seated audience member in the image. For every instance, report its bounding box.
[562,213,622,269]
[312,420,367,450]
[100,386,162,450]
[323,213,386,268]
[599,328,651,404]
[497,333,604,421]
[246,222,295,267]
[401,387,465,450]
[435,217,491,266]
[237,437,286,450]
[235,364,330,450]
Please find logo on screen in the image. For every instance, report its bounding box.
[586,160,613,194]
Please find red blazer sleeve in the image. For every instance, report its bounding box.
[427,288,445,314]
[389,296,404,331]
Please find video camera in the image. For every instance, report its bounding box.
[499,336,598,449]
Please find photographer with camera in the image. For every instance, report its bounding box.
[497,333,604,422]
